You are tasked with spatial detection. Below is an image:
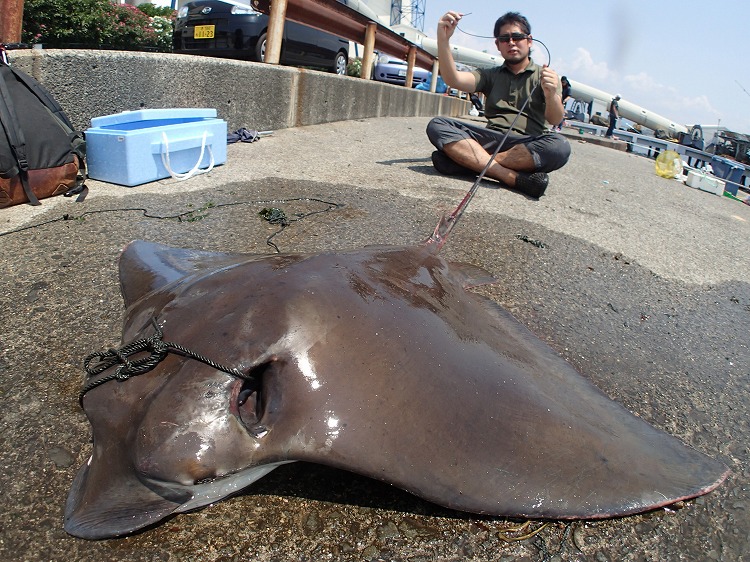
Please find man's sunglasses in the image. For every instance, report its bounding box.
[496,33,529,43]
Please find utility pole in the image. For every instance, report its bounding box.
[1,0,24,44]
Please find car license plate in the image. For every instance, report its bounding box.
[194,25,215,39]
[398,69,406,77]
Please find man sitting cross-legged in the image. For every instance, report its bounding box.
[426,10,571,198]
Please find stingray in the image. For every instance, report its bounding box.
[64,181,729,540]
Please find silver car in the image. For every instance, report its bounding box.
[373,53,430,86]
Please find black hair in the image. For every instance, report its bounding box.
[493,12,531,38]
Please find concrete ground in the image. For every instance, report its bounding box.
[1,116,748,561]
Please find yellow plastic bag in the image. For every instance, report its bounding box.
[655,150,683,179]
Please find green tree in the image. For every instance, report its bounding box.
[136,2,174,17]
[22,0,174,52]
[22,0,110,47]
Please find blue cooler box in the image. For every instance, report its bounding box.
[86,108,227,186]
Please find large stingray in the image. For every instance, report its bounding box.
[65,191,729,540]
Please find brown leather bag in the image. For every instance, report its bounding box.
[0,162,82,208]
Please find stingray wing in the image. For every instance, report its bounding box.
[244,245,729,519]
[119,240,275,307]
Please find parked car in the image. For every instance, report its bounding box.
[372,53,430,86]
[173,0,349,75]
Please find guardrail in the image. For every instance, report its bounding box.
[250,0,440,90]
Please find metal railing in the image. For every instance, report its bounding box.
[250,0,440,90]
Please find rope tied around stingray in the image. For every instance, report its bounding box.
[80,318,248,405]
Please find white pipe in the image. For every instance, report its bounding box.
[568,80,688,136]
[340,0,384,23]
[420,37,500,68]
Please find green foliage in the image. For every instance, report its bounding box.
[22,0,175,52]
[147,15,174,52]
[136,2,174,17]
[347,57,362,78]
[22,0,109,47]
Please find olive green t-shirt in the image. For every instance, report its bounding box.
[472,59,560,136]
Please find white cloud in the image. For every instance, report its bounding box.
[623,72,669,94]
[558,49,725,127]
[622,72,721,126]
[559,47,615,85]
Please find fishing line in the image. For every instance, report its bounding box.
[455,22,553,62]
[454,21,552,67]
[0,197,343,252]
[430,22,553,247]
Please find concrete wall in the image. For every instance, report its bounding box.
[10,49,469,132]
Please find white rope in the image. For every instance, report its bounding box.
[160,130,215,181]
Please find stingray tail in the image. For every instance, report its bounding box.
[423,126,513,252]
[424,183,481,252]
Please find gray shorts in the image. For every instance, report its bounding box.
[426,117,571,173]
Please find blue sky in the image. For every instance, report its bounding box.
[422,1,749,133]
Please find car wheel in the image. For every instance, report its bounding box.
[333,51,347,75]
[255,32,267,62]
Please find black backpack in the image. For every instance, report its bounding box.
[0,48,86,208]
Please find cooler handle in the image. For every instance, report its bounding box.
[159,130,215,181]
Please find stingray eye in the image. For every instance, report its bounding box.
[235,362,272,435]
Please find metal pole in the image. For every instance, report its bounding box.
[429,59,439,93]
[405,44,415,89]
[360,21,376,81]
[265,0,288,65]
[1,0,24,44]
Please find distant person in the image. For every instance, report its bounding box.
[561,76,572,104]
[556,75,572,130]
[426,10,571,198]
[605,95,620,138]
